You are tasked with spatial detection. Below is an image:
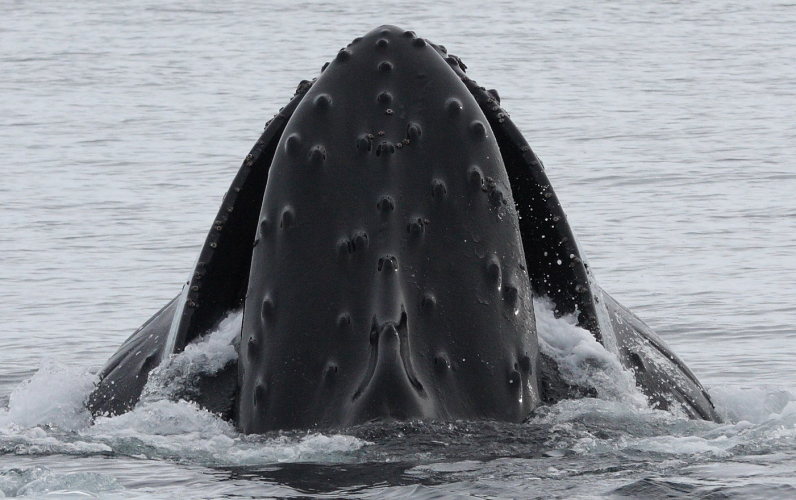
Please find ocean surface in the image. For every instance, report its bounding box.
[2,0,795,498]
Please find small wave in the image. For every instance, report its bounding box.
[0,314,368,467]
[0,466,121,497]
[0,302,793,470]
[533,297,649,409]
[86,399,366,465]
[0,360,96,432]
[709,384,796,424]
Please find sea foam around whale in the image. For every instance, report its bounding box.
[0,301,793,498]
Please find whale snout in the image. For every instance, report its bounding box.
[347,313,433,425]
[234,23,540,432]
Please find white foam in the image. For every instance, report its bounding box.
[79,310,369,465]
[533,297,648,408]
[4,300,792,468]
[140,310,241,403]
[530,386,796,459]
[0,310,369,466]
[0,466,121,498]
[0,360,96,432]
[622,400,796,458]
[86,399,367,465]
[708,385,796,424]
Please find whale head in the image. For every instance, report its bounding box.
[87,25,722,431]
[236,25,540,432]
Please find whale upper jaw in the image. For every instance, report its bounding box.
[235,24,540,432]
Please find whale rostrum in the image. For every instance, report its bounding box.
[87,26,719,431]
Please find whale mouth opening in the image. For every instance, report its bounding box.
[352,308,424,402]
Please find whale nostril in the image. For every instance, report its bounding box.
[336,237,352,257]
[489,187,506,206]
[629,351,646,373]
[502,285,519,314]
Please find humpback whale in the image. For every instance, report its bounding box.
[88,26,719,431]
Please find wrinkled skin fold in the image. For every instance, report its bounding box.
[88,26,719,431]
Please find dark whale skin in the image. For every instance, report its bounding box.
[86,297,178,416]
[87,25,720,429]
[237,26,540,433]
[87,82,312,417]
[447,63,719,421]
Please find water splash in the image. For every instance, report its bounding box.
[533,297,648,408]
[140,310,241,403]
[0,300,793,477]
[0,360,96,432]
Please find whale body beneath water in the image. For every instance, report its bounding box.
[87,26,719,432]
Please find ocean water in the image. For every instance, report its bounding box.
[1,0,795,498]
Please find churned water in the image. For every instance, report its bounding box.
[2,0,795,498]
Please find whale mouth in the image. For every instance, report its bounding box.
[352,307,424,402]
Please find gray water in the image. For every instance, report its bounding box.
[1,0,795,498]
